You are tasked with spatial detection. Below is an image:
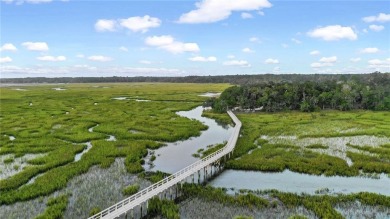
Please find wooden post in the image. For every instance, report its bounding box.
[205,167,208,182]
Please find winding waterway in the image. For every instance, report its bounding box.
[74,142,93,162]
[145,106,233,173]
[146,106,390,196]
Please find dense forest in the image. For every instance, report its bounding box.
[209,73,390,112]
[1,72,388,85]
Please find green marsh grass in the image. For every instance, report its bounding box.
[148,197,180,219]
[89,207,101,217]
[205,110,390,176]
[34,194,69,219]
[0,83,230,205]
[182,185,390,219]
[122,184,140,196]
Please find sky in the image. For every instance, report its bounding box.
[0,0,389,78]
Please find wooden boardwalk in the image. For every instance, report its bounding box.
[88,111,241,219]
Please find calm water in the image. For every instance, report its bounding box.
[198,92,221,97]
[146,106,233,173]
[142,106,389,195]
[106,135,117,141]
[74,142,92,162]
[209,169,390,195]
[52,88,67,91]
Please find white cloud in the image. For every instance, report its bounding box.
[363,29,368,33]
[95,19,117,32]
[362,13,390,23]
[309,50,320,56]
[139,60,152,64]
[73,64,91,68]
[311,56,337,68]
[0,57,12,63]
[22,42,49,51]
[0,43,17,52]
[319,56,337,63]
[88,55,112,62]
[249,37,259,42]
[178,0,272,23]
[264,58,279,64]
[0,65,184,77]
[311,62,333,68]
[25,0,51,3]
[145,35,174,46]
[367,59,384,65]
[76,54,85,58]
[350,58,361,62]
[367,58,390,69]
[227,55,235,59]
[189,56,217,62]
[281,44,289,48]
[223,60,251,67]
[119,15,161,33]
[307,25,357,41]
[258,11,265,16]
[369,24,384,32]
[2,0,53,4]
[241,12,254,19]
[242,47,254,53]
[361,47,379,54]
[161,43,200,54]
[37,55,66,62]
[145,35,200,54]
[119,46,128,52]
[95,15,161,33]
[291,38,302,44]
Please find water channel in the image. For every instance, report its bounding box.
[148,105,390,196]
[209,169,390,195]
[145,106,233,173]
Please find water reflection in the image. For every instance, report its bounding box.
[74,142,92,162]
[106,135,117,141]
[209,169,390,195]
[146,106,233,173]
[198,92,221,97]
[52,88,66,91]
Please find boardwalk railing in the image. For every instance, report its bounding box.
[88,111,241,219]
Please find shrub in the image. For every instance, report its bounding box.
[89,207,101,217]
[35,194,69,219]
[147,197,179,219]
[122,184,140,196]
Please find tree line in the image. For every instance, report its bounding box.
[1,72,388,85]
[209,75,390,112]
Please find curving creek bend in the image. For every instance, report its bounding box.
[2,106,389,219]
[146,106,390,196]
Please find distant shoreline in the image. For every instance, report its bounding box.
[0,72,388,85]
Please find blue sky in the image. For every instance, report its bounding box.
[0,0,389,78]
